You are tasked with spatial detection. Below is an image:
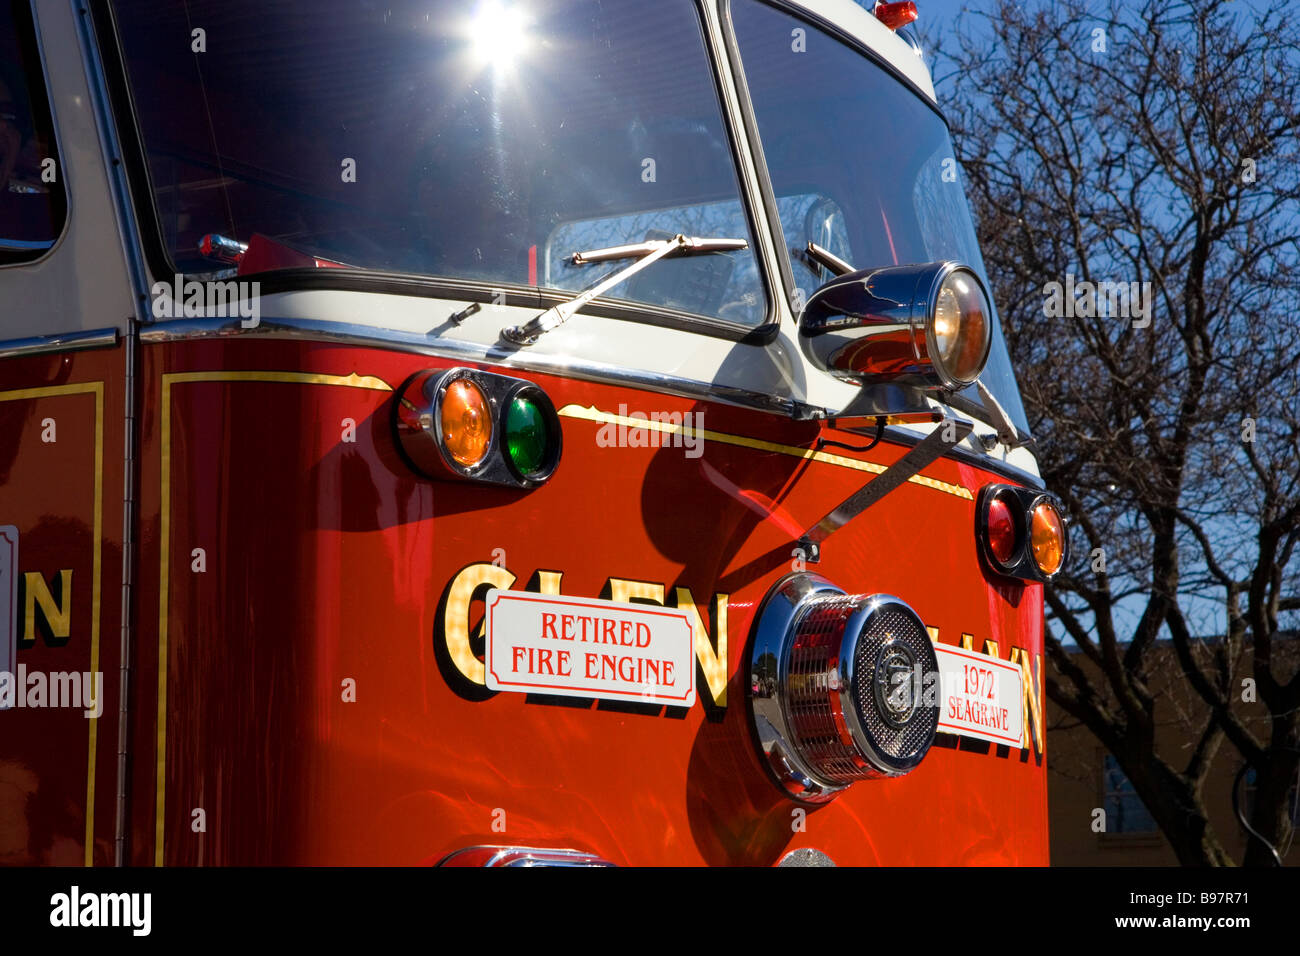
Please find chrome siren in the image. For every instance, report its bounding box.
[748,574,939,803]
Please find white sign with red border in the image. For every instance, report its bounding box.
[485,589,696,707]
[933,643,1024,747]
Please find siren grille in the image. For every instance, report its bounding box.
[852,606,939,762]
[788,596,870,782]
[747,576,942,802]
[785,592,938,782]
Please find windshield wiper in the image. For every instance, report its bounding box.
[500,233,748,345]
[805,241,854,277]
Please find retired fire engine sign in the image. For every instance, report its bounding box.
[485,589,697,707]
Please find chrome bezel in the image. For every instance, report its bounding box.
[748,577,939,802]
[777,847,837,867]
[976,484,1028,572]
[748,573,848,803]
[836,593,937,776]
[922,264,993,390]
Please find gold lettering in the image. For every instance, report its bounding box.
[917,625,1044,755]
[443,563,516,685]
[673,587,728,708]
[1008,647,1045,755]
[20,569,72,647]
[607,578,664,604]
[606,578,728,708]
[532,570,563,595]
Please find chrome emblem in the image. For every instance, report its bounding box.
[874,638,918,728]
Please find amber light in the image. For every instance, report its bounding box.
[987,495,1019,566]
[1030,501,1065,576]
[440,378,492,467]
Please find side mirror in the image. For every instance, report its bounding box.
[798,261,992,392]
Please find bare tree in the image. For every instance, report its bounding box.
[935,0,1300,864]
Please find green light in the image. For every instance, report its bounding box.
[505,394,548,477]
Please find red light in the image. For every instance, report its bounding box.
[987,496,1018,565]
[875,1,918,31]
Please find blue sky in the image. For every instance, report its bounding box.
[892,0,1300,647]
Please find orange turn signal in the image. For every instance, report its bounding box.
[1030,501,1065,576]
[440,378,492,467]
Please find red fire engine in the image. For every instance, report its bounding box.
[1,0,1063,865]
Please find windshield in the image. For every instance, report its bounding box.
[729,0,1030,431]
[111,0,766,327]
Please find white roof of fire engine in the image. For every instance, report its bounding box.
[786,0,938,101]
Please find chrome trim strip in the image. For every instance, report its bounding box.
[138,315,809,418]
[71,0,153,320]
[72,1,150,868]
[136,314,1047,486]
[439,845,616,867]
[0,327,118,359]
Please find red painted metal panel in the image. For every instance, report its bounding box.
[122,338,1046,866]
[0,348,124,866]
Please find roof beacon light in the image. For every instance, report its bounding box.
[874,1,918,31]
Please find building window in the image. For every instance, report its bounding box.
[1103,755,1157,834]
